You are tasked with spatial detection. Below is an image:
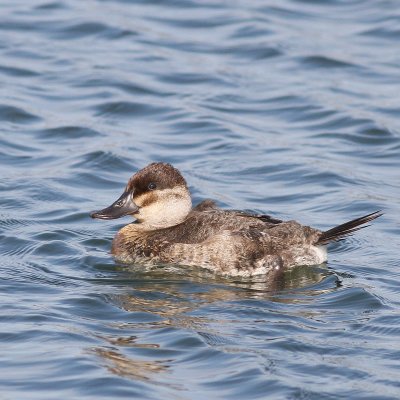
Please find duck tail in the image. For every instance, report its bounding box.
[315,211,382,246]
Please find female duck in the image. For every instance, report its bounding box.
[90,162,381,277]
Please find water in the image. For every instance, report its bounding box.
[1,0,399,398]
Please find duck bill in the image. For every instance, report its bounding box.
[90,192,139,220]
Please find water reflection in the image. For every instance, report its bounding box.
[107,264,335,324]
[89,263,335,380]
[114,263,334,299]
[92,347,169,382]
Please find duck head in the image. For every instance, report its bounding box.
[90,162,192,230]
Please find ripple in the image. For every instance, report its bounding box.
[77,78,173,98]
[300,55,357,69]
[0,235,38,258]
[316,287,385,312]
[0,65,39,77]
[229,23,274,39]
[31,239,82,260]
[0,216,33,231]
[37,126,103,141]
[0,105,41,124]
[70,150,133,173]
[50,22,136,40]
[360,26,400,40]
[147,15,241,29]
[34,1,67,11]
[93,101,177,119]
[358,314,400,337]
[330,122,396,140]
[229,45,282,61]
[158,72,233,87]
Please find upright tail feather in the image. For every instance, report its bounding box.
[315,211,382,246]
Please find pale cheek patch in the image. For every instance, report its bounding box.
[133,186,192,228]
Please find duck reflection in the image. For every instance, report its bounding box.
[92,347,169,381]
[116,262,334,300]
[107,263,336,327]
[106,263,335,333]
[92,263,337,382]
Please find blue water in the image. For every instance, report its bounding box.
[1,0,400,399]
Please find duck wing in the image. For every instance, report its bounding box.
[193,199,218,211]
[229,210,282,225]
[193,201,282,224]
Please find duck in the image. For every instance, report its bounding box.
[90,162,382,277]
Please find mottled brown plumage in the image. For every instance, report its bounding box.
[91,162,382,277]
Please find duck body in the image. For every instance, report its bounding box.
[111,205,326,277]
[91,162,381,277]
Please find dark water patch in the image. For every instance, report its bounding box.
[49,22,137,41]
[260,5,317,19]
[93,101,177,119]
[300,55,357,69]
[105,0,212,8]
[228,45,282,61]
[78,79,174,98]
[146,15,241,30]
[37,126,103,141]
[0,104,41,124]
[34,1,68,11]
[0,64,39,77]
[70,150,134,172]
[0,152,57,170]
[300,169,362,188]
[292,0,359,6]
[229,23,274,39]
[0,19,41,33]
[0,136,40,155]
[375,105,400,118]
[158,72,234,88]
[315,133,398,155]
[357,124,398,142]
[287,107,337,123]
[300,114,373,131]
[360,26,400,40]
[203,100,309,116]
[3,49,52,61]
[312,287,385,312]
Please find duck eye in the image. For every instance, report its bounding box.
[148,182,156,190]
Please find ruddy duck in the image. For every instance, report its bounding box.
[90,162,381,277]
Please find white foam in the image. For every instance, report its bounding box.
[312,245,328,264]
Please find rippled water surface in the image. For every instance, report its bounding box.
[1,0,400,398]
